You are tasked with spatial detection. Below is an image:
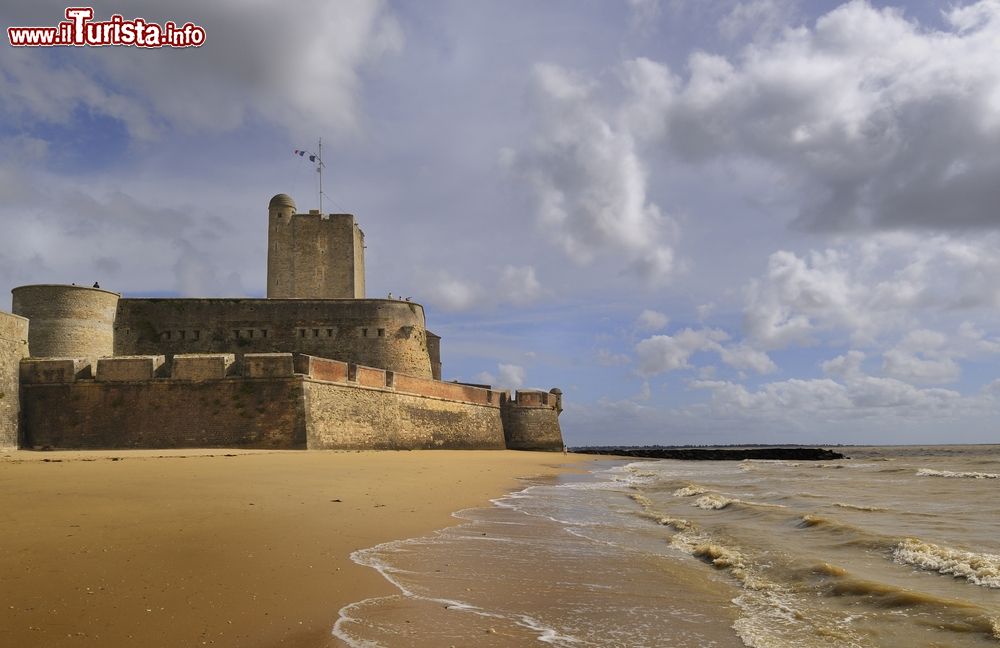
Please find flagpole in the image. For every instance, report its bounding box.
[318,137,323,214]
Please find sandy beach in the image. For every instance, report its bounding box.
[0,449,596,648]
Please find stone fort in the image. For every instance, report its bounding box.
[0,194,564,452]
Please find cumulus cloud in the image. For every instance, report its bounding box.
[424,271,482,312]
[634,327,775,376]
[636,309,670,331]
[0,0,402,140]
[743,233,1000,349]
[508,60,679,285]
[654,0,1000,231]
[691,370,976,423]
[497,265,543,305]
[497,363,526,389]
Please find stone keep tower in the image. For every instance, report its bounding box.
[266,193,366,299]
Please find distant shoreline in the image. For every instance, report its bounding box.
[571,446,846,460]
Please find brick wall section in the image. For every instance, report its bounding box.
[293,355,349,382]
[392,373,493,405]
[354,365,386,388]
[22,378,305,449]
[0,311,28,448]
[303,379,505,450]
[115,298,432,378]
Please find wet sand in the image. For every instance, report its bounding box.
[0,449,596,648]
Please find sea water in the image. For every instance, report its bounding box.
[333,445,1000,647]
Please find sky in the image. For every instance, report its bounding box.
[3,0,1000,446]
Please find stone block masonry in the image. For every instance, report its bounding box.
[20,358,90,383]
[501,390,565,451]
[172,354,235,381]
[0,311,29,448]
[96,355,165,381]
[19,355,512,451]
[23,378,305,450]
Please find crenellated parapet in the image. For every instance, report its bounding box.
[19,354,506,451]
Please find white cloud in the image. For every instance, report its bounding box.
[743,233,1000,349]
[0,0,402,140]
[656,0,1000,231]
[497,363,526,389]
[691,373,972,422]
[821,350,866,379]
[636,309,670,331]
[509,60,679,285]
[634,327,775,377]
[424,271,482,312]
[717,343,778,374]
[498,265,543,305]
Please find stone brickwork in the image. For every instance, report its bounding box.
[266,194,366,299]
[20,358,90,383]
[501,389,565,451]
[244,353,294,378]
[18,355,508,451]
[11,284,119,362]
[22,378,305,450]
[172,354,235,381]
[96,355,165,381]
[426,331,442,380]
[114,298,432,378]
[303,379,505,450]
[0,311,28,448]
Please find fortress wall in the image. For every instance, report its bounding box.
[21,378,305,450]
[0,311,29,448]
[114,298,432,378]
[303,379,505,450]
[501,391,565,452]
[11,285,119,361]
[501,406,564,451]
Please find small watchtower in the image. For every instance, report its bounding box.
[266,193,366,299]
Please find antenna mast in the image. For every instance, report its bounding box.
[317,137,323,214]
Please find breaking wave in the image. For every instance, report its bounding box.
[917,468,1000,479]
[893,538,1000,589]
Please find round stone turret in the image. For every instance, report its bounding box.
[268,193,296,218]
[11,284,120,361]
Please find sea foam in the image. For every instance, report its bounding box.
[893,538,1000,589]
[917,468,1000,479]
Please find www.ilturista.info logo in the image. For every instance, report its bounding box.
[8,7,206,48]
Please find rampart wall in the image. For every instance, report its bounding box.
[0,311,28,448]
[114,298,432,378]
[20,354,506,451]
[11,285,119,361]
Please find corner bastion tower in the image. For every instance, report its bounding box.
[1,194,565,452]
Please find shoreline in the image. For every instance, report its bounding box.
[0,448,598,648]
